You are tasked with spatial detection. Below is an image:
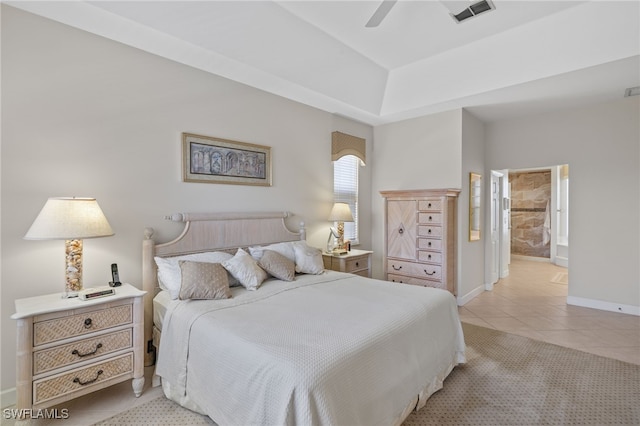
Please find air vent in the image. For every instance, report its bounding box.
[624,86,640,97]
[451,0,495,23]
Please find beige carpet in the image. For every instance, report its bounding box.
[94,323,639,426]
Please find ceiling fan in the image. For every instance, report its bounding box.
[365,0,398,28]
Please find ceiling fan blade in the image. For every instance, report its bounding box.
[365,0,397,28]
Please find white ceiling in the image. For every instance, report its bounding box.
[9,0,640,125]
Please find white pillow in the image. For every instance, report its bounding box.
[155,251,236,299]
[248,242,296,262]
[293,242,325,275]
[222,248,268,291]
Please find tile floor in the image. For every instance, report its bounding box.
[3,259,638,425]
[459,258,640,365]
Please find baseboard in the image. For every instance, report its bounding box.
[567,296,640,316]
[1,387,16,409]
[554,256,568,268]
[457,284,485,306]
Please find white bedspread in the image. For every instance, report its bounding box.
[156,271,465,426]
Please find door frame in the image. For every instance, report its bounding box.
[485,169,510,290]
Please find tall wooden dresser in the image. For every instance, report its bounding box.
[380,189,460,295]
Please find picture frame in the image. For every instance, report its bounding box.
[182,133,272,186]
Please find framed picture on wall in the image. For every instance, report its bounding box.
[182,133,272,186]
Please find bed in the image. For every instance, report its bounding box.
[142,211,465,425]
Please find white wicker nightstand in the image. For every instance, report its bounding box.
[322,249,373,277]
[11,284,146,420]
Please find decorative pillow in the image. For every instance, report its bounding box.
[222,248,268,291]
[178,261,231,300]
[248,242,296,262]
[293,242,325,275]
[258,250,295,281]
[155,251,239,300]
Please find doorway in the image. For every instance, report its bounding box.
[487,165,569,289]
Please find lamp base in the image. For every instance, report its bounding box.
[65,239,83,296]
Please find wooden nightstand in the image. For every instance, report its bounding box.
[322,249,373,277]
[11,284,146,419]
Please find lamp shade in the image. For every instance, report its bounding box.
[328,202,354,222]
[24,197,114,240]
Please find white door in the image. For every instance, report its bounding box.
[489,171,502,286]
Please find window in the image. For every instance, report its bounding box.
[333,155,360,244]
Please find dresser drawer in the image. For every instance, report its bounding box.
[418,212,442,225]
[418,199,442,211]
[33,353,133,405]
[417,225,442,238]
[388,274,446,290]
[418,238,442,251]
[417,251,442,264]
[387,260,442,280]
[33,329,133,375]
[34,304,132,346]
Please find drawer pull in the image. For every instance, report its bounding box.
[73,370,103,386]
[398,224,404,235]
[392,279,403,283]
[71,343,103,358]
[428,203,432,208]
[428,242,432,247]
[424,269,436,276]
[427,229,432,234]
[427,254,432,260]
[84,318,93,329]
[355,262,359,267]
[429,216,433,221]
[392,265,402,271]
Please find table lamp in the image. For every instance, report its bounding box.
[24,197,114,298]
[328,202,353,254]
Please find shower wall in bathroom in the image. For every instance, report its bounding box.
[510,170,551,258]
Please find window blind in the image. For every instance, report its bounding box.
[334,155,359,244]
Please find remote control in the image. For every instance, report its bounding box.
[110,263,122,287]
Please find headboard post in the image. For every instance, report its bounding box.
[299,221,306,241]
[142,227,156,367]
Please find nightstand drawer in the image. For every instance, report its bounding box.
[33,329,133,375]
[345,256,368,273]
[34,304,132,346]
[33,353,133,405]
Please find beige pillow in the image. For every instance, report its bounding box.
[222,248,268,291]
[178,261,232,300]
[258,250,295,281]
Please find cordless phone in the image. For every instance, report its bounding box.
[109,263,122,287]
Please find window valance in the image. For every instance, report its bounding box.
[331,131,366,165]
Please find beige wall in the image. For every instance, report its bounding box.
[0,6,373,397]
[460,110,487,301]
[486,97,640,310]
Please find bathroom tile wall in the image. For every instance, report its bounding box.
[510,170,551,258]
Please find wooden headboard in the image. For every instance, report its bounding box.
[141,211,306,364]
